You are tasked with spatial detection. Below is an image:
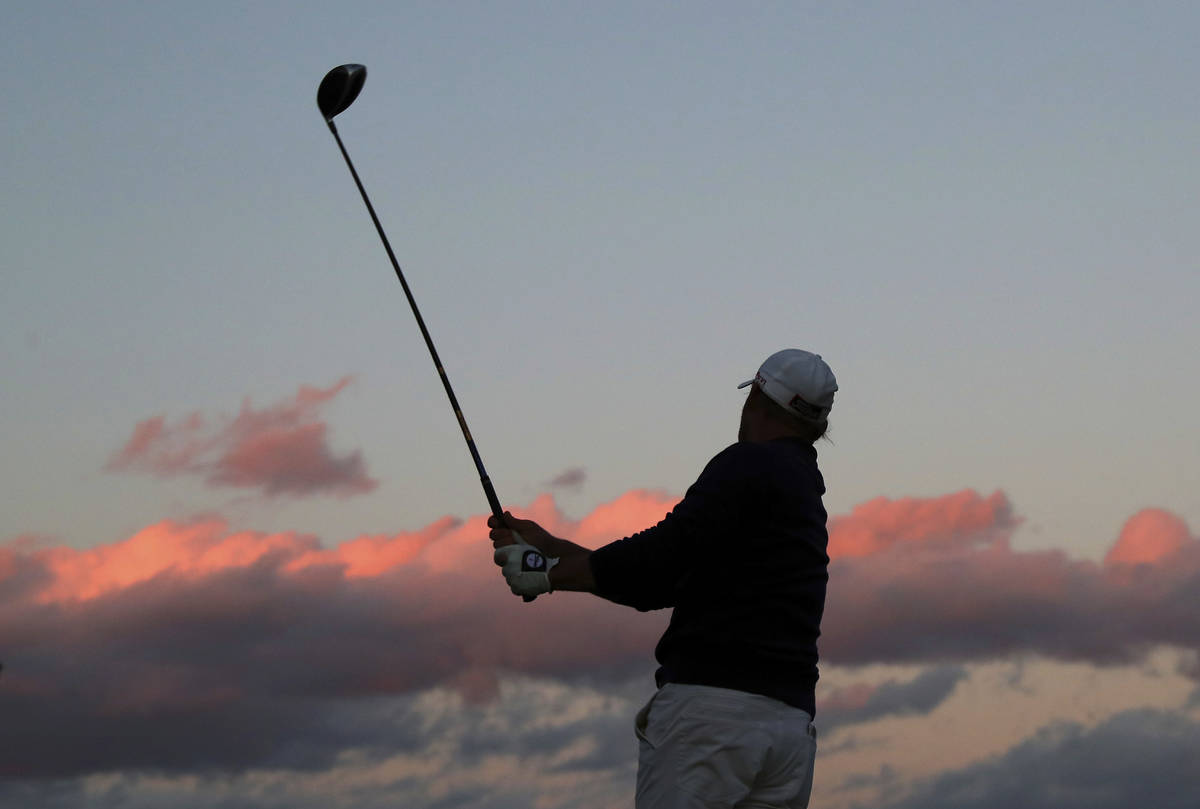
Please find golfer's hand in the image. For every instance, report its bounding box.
[493,542,558,598]
[488,512,557,552]
[489,512,560,599]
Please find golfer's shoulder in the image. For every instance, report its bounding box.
[703,440,787,479]
[710,438,814,467]
[702,440,815,492]
[705,441,754,468]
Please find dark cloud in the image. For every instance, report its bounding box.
[546,467,587,490]
[106,378,376,498]
[0,509,666,780]
[875,708,1200,809]
[832,764,900,794]
[3,487,1200,798]
[0,676,648,809]
[0,570,659,778]
[820,666,968,730]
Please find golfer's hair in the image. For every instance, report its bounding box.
[749,384,829,443]
[800,417,830,444]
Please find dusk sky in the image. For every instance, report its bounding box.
[3,3,1199,807]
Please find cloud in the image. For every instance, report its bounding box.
[106,378,376,498]
[546,467,587,491]
[2,486,1199,785]
[822,491,1200,667]
[1104,507,1192,566]
[831,764,900,795]
[0,491,674,778]
[819,666,968,730]
[827,489,1016,559]
[875,708,1200,809]
[0,676,646,809]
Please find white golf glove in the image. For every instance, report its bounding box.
[494,538,559,598]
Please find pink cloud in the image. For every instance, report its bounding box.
[106,378,376,497]
[822,491,1200,666]
[29,519,321,603]
[2,486,1198,779]
[828,489,1016,559]
[1104,508,1191,567]
[0,490,673,776]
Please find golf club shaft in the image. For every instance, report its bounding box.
[326,120,506,523]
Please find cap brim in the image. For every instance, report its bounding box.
[737,379,753,389]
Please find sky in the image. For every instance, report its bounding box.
[2,1,1198,807]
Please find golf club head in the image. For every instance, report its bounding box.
[318,64,367,121]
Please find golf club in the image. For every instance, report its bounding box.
[317,64,542,600]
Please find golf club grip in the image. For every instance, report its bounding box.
[508,527,538,604]
[481,461,534,603]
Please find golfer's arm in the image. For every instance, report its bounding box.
[548,546,596,593]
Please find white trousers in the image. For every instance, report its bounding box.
[634,683,817,809]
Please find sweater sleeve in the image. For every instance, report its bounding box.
[588,444,755,611]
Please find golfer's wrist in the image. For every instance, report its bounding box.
[547,551,596,593]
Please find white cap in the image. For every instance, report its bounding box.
[737,349,837,422]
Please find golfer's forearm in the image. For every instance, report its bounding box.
[549,551,596,593]
[540,535,588,559]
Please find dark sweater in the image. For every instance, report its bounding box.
[588,437,829,716]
